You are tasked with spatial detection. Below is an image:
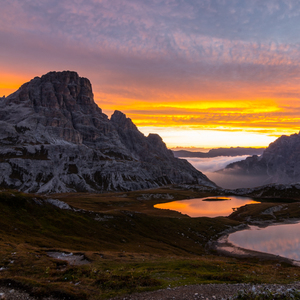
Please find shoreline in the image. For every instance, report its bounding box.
[211,219,300,267]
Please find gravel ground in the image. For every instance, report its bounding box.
[111,283,300,300]
[1,283,300,300]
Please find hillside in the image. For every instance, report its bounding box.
[1,188,300,299]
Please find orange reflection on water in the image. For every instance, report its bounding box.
[154,196,259,217]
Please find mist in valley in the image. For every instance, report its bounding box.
[186,156,267,189]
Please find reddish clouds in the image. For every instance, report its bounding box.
[1,1,300,147]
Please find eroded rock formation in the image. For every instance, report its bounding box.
[223,132,300,185]
[0,71,215,193]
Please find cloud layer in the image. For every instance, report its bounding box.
[186,156,251,173]
[186,156,269,189]
[1,0,300,146]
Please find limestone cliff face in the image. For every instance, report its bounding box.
[223,133,300,185]
[0,71,215,193]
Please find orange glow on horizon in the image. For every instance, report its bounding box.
[2,73,300,148]
[0,73,29,97]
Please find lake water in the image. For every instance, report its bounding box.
[154,196,259,217]
[228,222,300,261]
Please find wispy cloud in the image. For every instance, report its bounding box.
[1,0,300,146]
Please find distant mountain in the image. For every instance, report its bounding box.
[222,133,300,185]
[173,147,265,158]
[0,71,215,193]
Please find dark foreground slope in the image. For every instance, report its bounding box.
[220,132,300,185]
[1,189,300,299]
[0,71,214,193]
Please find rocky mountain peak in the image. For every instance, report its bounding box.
[0,71,216,193]
[222,132,300,186]
[0,71,110,145]
[111,110,138,131]
[147,133,163,144]
[12,70,100,113]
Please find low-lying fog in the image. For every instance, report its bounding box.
[186,156,266,189]
[186,156,250,172]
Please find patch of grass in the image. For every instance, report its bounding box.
[52,186,218,216]
[229,202,300,222]
[0,189,300,299]
[3,248,300,300]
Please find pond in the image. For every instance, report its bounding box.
[154,196,260,217]
[228,222,300,261]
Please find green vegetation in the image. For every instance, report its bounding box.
[0,188,300,299]
[229,201,300,222]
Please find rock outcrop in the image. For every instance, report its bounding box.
[222,132,300,185]
[0,71,215,193]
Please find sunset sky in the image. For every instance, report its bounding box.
[1,0,300,148]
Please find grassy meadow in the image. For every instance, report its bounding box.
[0,187,300,299]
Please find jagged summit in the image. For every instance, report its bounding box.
[0,71,215,193]
[0,70,107,145]
[8,70,99,112]
[111,110,138,131]
[223,132,300,185]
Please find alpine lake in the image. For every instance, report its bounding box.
[155,195,300,263]
[154,196,260,218]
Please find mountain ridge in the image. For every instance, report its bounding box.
[222,132,300,185]
[0,71,215,193]
[173,147,265,158]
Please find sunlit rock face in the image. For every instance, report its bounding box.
[0,71,215,193]
[223,133,300,185]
